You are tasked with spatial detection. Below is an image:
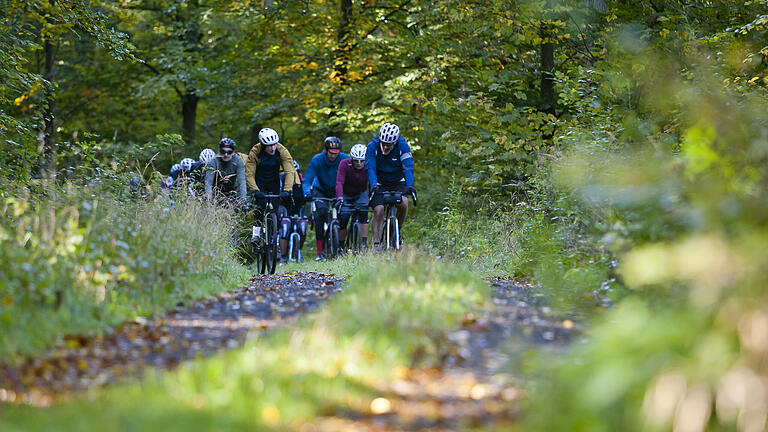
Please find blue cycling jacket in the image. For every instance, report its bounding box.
[366,136,414,187]
[302,151,350,196]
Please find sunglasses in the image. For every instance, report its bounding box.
[221,150,234,155]
[352,159,365,163]
[381,142,395,148]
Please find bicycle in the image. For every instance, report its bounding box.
[251,193,282,274]
[283,206,308,262]
[376,190,417,251]
[311,197,342,259]
[346,207,372,253]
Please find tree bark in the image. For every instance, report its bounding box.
[539,21,555,115]
[181,92,199,146]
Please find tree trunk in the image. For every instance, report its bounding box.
[540,21,555,115]
[328,0,353,136]
[181,92,199,146]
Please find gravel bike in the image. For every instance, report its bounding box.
[311,197,342,259]
[377,190,417,251]
[251,193,282,274]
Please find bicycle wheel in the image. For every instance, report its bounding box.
[289,233,301,262]
[349,222,360,253]
[328,221,340,259]
[390,216,400,251]
[266,212,279,274]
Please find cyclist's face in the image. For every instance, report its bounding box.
[326,151,339,162]
[221,148,234,161]
[352,159,365,170]
[380,141,395,155]
[264,144,276,155]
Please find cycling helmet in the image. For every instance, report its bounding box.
[324,136,341,153]
[180,158,194,172]
[258,128,279,145]
[378,122,399,143]
[170,163,181,175]
[293,160,301,172]
[199,148,216,163]
[350,144,366,161]
[219,137,236,150]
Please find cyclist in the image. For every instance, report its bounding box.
[366,122,415,249]
[303,136,349,260]
[279,160,309,261]
[205,138,248,206]
[245,128,295,255]
[336,144,369,249]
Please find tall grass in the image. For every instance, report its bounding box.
[0,186,248,360]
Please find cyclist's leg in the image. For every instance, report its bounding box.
[278,205,290,259]
[356,192,370,248]
[298,207,308,248]
[338,195,354,245]
[394,183,409,230]
[312,190,330,258]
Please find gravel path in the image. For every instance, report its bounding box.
[313,277,578,431]
[0,272,343,406]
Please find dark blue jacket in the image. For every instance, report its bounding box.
[302,151,350,196]
[366,136,414,187]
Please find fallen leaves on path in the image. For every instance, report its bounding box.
[0,272,343,406]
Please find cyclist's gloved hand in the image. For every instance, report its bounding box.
[369,185,379,200]
[280,190,291,199]
[252,190,266,200]
[408,186,417,202]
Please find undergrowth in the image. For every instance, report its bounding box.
[0,186,248,361]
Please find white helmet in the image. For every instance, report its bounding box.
[258,128,279,145]
[350,144,366,161]
[378,123,399,144]
[180,158,194,172]
[199,148,215,163]
[170,163,181,175]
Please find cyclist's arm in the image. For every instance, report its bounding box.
[236,157,247,202]
[400,139,415,188]
[278,145,295,191]
[335,161,346,198]
[204,162,215,200]
[245,144,260,191]
[366,140,378,187]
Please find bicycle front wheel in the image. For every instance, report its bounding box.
[387,216,400,251]
[265,212,279,274]
[328,221,340,259]
[349,222,359,253]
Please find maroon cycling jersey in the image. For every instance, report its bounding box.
[336,158,368,197]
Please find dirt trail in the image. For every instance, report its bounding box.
[0,272,343,406]
[313,277,578,431]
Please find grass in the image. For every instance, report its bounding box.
[0,189,249,362]
[0,251,490,431]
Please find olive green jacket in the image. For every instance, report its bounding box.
[245,143,296,191]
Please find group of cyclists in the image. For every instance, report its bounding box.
[162,122,416,263]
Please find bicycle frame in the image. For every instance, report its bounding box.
[311,197,342,259]
[252,193,282,274]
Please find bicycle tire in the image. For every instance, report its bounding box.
[349,222,359,253]
[266,212,279,274]
[329,221,340,259]
[390,216,400,251]
[290,232,301,262]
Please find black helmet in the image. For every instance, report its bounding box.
[324,136,341,153]
[219,137,236,150]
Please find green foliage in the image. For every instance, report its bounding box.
[0,188,246,360]
[0,253,490,430]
